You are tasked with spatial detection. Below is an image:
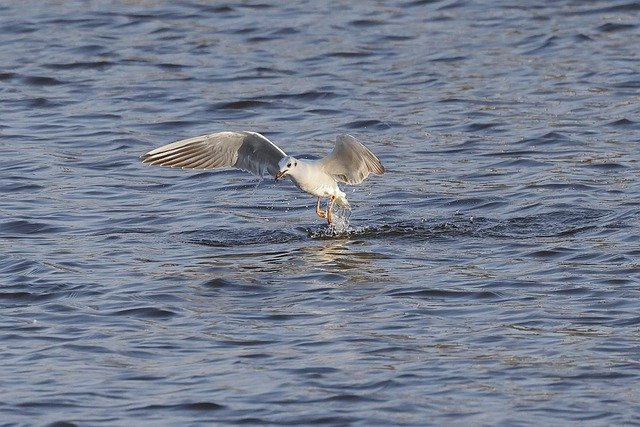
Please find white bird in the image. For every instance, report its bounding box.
[141,131,385,224]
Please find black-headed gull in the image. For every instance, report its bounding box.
[141,131,384,224]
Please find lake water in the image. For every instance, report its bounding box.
[1,1,639,425]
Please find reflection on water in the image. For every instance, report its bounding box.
[191,234,392,288]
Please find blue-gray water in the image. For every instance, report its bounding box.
[2,1,639,425]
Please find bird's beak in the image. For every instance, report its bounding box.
[275,170,287,182]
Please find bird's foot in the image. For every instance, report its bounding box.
[315,197,327,219]
[326,196,335,225]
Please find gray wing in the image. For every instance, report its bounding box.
[319,134,385,184]
[141,131,287,177]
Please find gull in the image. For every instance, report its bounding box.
[141,131,385,224]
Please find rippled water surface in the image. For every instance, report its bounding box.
[2,1,640,425]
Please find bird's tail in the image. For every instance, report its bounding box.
[335,194,350,209]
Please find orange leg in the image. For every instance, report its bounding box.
[326,196,336,225]
[315,197,327,219]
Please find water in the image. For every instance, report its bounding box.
[1,1,639,425]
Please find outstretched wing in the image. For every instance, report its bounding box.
[141,131,287,177]
[319,134,385,184]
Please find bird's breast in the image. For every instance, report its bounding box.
[289,176,338,198]
[309,184,338,198]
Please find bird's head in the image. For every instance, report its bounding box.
[275,156,298,181]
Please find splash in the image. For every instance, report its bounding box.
[327,206,351,234]
[306,207,352,238]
